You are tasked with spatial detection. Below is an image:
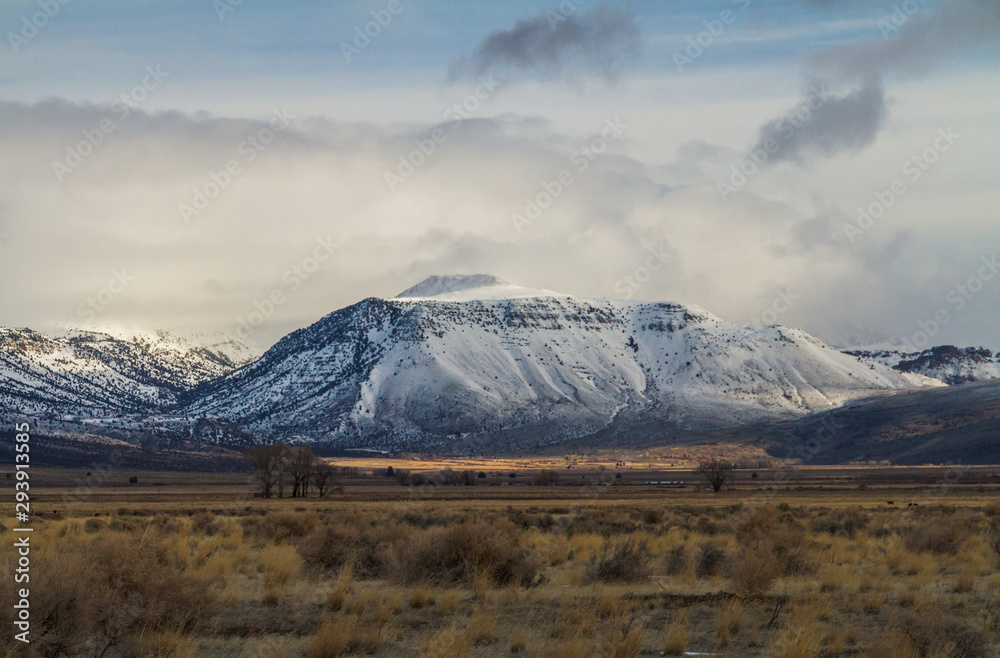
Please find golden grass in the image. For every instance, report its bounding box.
[662,610,689,655]
[438,588,462,614]
[9,476,1000,657]
[716,599,744,647]
[256,542,302,587]
[409,586,434,609]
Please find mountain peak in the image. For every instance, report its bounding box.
[394,274,566,302]
[396,274,506,298]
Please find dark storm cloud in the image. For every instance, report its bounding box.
[753,0,1000,165]
[449,3,641,83]
[753,76,886,164]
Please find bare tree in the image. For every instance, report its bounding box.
[285,445,314,498]
[245,443,284,498]
[312,459,338,497]
[698,458,733,493]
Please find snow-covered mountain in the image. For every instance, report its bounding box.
[180,275,944,450]
[0,327,257,417]
[843,345,999,385]
[5,275,997,453]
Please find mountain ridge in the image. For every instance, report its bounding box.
[2,275,997,456]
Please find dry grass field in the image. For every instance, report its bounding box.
[3,462,1000,657]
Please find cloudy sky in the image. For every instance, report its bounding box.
[1,0,998,352]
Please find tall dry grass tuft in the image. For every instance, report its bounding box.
[325,560,355,610]
[662,610,689,656]
[467,605,499,645]
[307,617,352,657]
[771,625,821,658]
[257,543,302,588]
[409,587,433,609]
[716,599,744,647]
[606,620,644,658]
[438,589,462,614]
[306,612,385,657]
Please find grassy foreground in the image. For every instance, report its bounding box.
[2,465,1000,657]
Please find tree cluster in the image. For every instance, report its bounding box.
[244,443,341,498]
[393,468,478,486]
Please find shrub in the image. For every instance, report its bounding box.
[585,539,650,583]
[728,550,780,596]
[260,510,320,542]
[298,519,409,578]
[150,514,185,533]
[642,507,666,525]
[394,520,540,587]
[896,611,989,658]
[190,511,225,536]
[903,516,966,555]
[696,541,727,578]
[735,506,810,575]
[664,545,688,575]
[988,518,1000,558]
[0,532,213,654]
[809,506,869,539]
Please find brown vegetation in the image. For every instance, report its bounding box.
[3,473,1000,656]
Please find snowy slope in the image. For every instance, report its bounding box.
[844,345,1000,385]
[0,327,257,416]
[183,275,941,449]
